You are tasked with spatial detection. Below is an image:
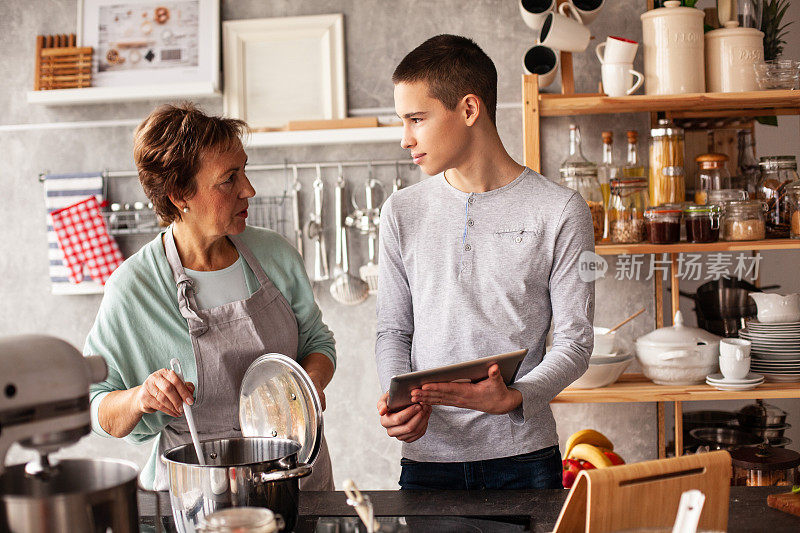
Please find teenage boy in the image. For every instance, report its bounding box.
[375,34,595,490]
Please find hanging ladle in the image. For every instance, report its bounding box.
[330,165,368,305]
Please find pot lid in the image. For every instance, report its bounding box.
[636,311,721,348]
[739,400,787,420]
[641,1,703,21]
[239,354,322,466]
[730,444,800,470]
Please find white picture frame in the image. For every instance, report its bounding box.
[77,0,219,90]
[223,14,346,129]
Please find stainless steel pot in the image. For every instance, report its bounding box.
[740,423,791,440]
[738,401,788,428]
[162,437,311,533]
[689,427,762,450]
[0,458,139,532]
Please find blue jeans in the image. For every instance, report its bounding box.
[399,445,562,490]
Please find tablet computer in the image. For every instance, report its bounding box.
[387,349,528,412]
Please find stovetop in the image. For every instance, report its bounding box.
[140,514,532,532]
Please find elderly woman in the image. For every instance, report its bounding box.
[85,103,335,491]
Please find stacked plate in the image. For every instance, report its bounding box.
[739,320,800,382]
[705,372,764,391]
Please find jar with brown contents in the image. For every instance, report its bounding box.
[560,161,604,243]
[756,156,798,238]
[722,200,767,241]
[644,207,682,244]
[608,177,649,243]
[683,204,720,243]
[787,180,800,239]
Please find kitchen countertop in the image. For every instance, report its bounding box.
[138,486,800,532]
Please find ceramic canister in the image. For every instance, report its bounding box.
[641,1,705,95]
[705,21,764,93]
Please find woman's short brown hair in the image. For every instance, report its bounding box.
[133,103,249,224]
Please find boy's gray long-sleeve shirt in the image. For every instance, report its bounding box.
[376,167,595,462]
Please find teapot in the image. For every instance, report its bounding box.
[748,292,800,323]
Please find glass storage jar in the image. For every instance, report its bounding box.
[756,155,798,238]
[730,444,799,487]
[608,178,649,243]
[644,207,682,244]
[200,507,284,533]
[788,180,800,239]
[561,162,604,243]
[722,200,767,241]
[707,188,748,207]
[684,204,721,243]
[695,153,733,205]
[649,119,686,206]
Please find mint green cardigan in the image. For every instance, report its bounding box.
[84,226,336,488]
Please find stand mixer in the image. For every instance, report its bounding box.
[0,334,141,532]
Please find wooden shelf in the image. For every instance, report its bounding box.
[554,373,800,404]
[245,126,403,148]
[595,239,800,256]
[26,82,220,105]
[535,88,800,117]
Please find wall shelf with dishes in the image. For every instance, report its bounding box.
[529,0,800,460]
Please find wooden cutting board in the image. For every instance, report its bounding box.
[767,491,800,517]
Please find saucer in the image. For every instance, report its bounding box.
[706,372,764,384]
[705,378,764,391]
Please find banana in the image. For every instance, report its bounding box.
[563,429,614,459]
[568,443,614,468]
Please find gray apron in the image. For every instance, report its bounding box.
[153,227,333,491]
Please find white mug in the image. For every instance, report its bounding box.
[596,36,639,64]
[720,338,752,360]
[538,3,590,53]
[719,354,751,380]
[601,63,644,96]
[523,45,560,88]
[519,0,555,32]
[568,0,605,25]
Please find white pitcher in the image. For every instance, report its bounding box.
[749,293,800,323]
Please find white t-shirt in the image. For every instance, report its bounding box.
[184,255,250,310]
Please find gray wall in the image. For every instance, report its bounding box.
[1,0,798,489]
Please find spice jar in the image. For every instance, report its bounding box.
[730,444,800,487]
[200,507,284,533]
[722,200,767,241]
[695,153,734,204]
[608,178,649,243]
[645,207,682,244]
[649,119,686,206]
[684,204,721,243]
[561,162,604,243]
[756,155,798,238]
[789,180,800,239]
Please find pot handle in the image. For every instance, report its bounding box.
[259,464,312,484]
[659,349,692,361]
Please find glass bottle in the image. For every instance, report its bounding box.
[622,130,646,180]
[756,155,798,238]
[649,119,686,207]
[560,124,592,175]
[608,178,649,243]
[737,129,760,196]
[597,131,620,239]
[695,153,733,205]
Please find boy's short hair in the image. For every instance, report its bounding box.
[392,34,498,124]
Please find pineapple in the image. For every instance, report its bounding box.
[761,0,794,61]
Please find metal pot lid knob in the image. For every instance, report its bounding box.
[238,354,323,466]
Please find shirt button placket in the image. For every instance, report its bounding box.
[460,195,475,276]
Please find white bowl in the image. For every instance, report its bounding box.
[593,326,617,355]
[571,354,633,389]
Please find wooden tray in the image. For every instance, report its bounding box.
[35,34,92,90]
[553,450,731,532]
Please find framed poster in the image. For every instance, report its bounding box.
[77,0,219,89]
[223,14,346,129]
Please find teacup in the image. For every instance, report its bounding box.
[523,45,559,88]
[538,3,590,53]
[719,354,751,380]
[519,0,555,32]
[601,63,644,96]
[595,36,639,64]
[720,338,752,359]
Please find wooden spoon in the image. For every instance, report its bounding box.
[607,307,646,334]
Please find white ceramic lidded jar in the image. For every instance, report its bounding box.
[705,21,764,92]
[641,1,705,95]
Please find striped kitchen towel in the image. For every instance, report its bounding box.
[43,172,105,295]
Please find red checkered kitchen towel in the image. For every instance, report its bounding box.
[50,196,124,285]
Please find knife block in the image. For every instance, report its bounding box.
[553,450,731,533]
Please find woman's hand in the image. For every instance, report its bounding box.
[377,393,432,443]
[133,368,195,418]
[300,353,334,412]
